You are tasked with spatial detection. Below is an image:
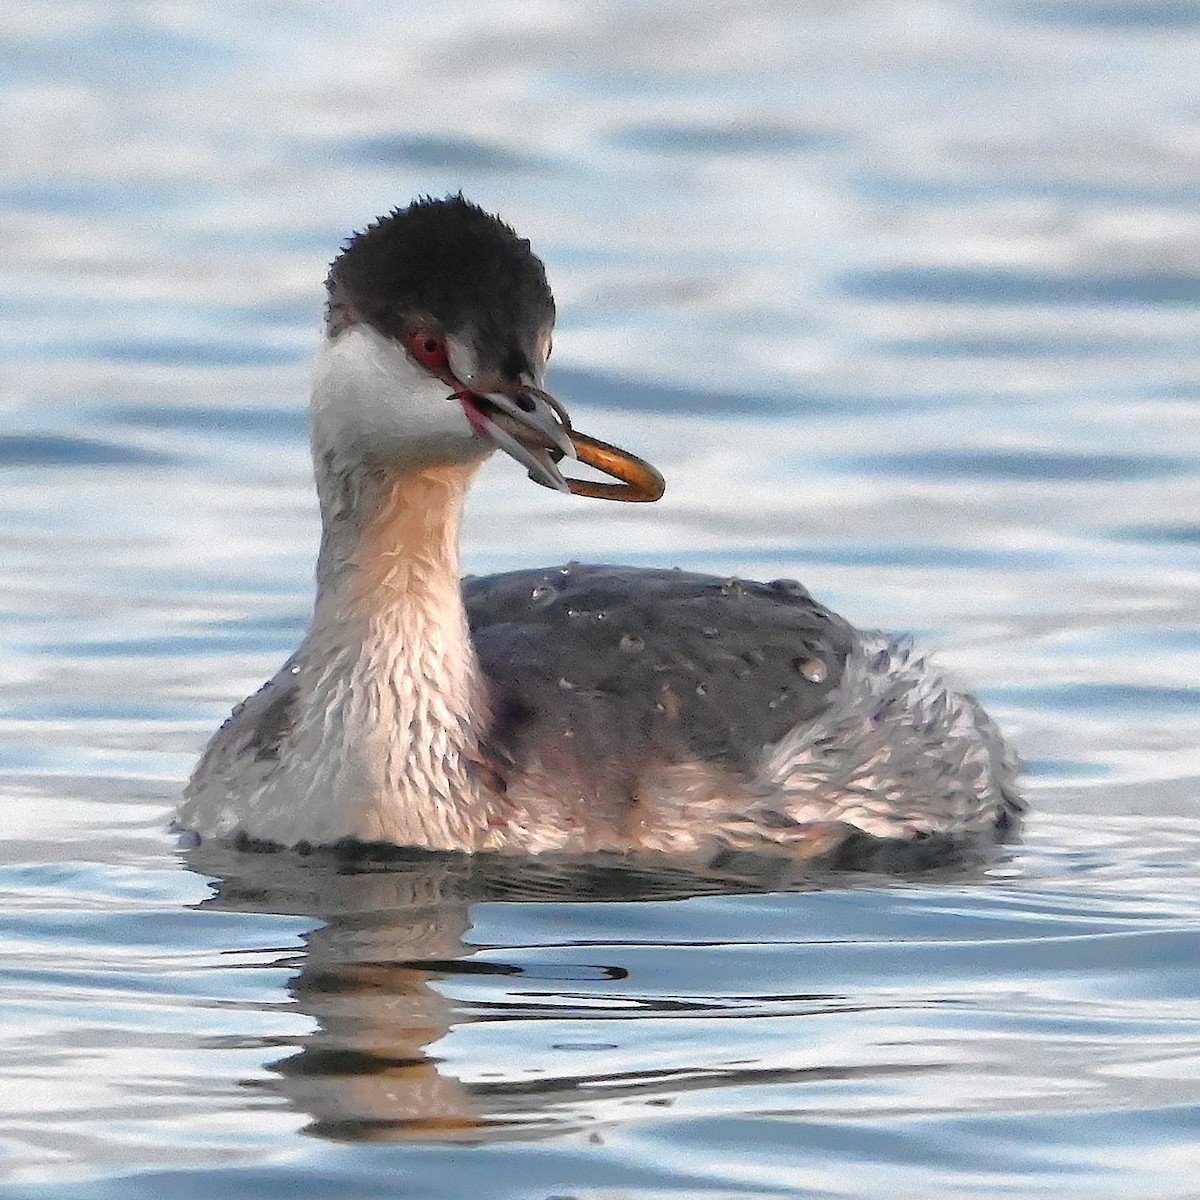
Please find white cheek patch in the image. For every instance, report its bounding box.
[311,325,483,467]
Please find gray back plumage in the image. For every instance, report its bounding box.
[466,563,855,790]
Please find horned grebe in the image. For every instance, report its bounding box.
[179,195,1021,858]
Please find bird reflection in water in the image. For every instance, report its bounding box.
[185,842,833,1142]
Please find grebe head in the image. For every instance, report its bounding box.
[312,194,573,488]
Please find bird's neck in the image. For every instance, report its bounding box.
[295,456,493,846]
[312,456,476,637]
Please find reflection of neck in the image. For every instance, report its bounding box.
[195,850,482,1138]
[293,456,489,846]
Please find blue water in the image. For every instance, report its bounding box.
[2,2,1199,1196]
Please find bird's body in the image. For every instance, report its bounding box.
[180,196,1021,859]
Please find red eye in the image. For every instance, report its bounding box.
[405,328,449,372]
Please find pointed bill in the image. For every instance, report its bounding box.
[461,386,576,491]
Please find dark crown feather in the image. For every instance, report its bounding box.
[327,195,555,364]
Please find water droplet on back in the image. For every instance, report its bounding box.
[795,657,827,683]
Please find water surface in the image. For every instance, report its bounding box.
[1,2,1199,1197]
